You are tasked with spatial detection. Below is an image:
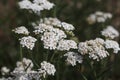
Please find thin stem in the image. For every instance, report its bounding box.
[81,73,88,80]
[50,52,56,62]
[56,57,60,80]
[20,45,23,61]
[29,50,40,68]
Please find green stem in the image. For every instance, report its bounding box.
[57,57,60,80]
[50,52,56,62]
[29,50,40,68]
[20,45,23,61]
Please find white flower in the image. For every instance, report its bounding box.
[19,76,29,80]
[18,0,32,9]
[57,39,78,51]
[64,52,83,66]
[41,31,59,50]
[19,36,37,50]
[12,26,29,35]
[38,61,56,77]
[18,0,54,14]
[105,40,120,53]
[41,28,66,50]
[33,23,54,34]
[33,0,54,10]
[78,38,109,61]
[87,11,112,24]
[43,18,62,27]
[33,18,76,50]
[101,26,119,39]
[61,22,75,31]
[1,67,10,75]
[13,58,33,73]
[87,14,96,24]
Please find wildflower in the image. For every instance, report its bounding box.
[87,11,112,24]
[101,26,119,39]
[38,61,56,77]
[41,28,67,50]
[57,39,78,51]
[64,52,83,66]
[19,36,37,50]
[33,23,54,34]
[12,26,29,35]
[61,22,75,31]
[78,38,109,61]
[13,58,34,73]
[1,67,10,75]
[18,0,54,14]
[105,40,120,53]
[43,17,62,27]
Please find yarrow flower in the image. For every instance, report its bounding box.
[19,36,37,50]
[101,26,119,39]
[78,38,109,61]
[33,17,76,50]
[39,17,75,31]
[9,58,42,80]
[13,58,34,73]
[12,26,29,35]
[105,40,120,53]
[61,22,75,31]
[64,52,83,66]
[1,67,10,75]
[41,28,67,50]
[57,39,78,51]
[87,11,112,24]
[38,61,56,77]
[18,0,54,14]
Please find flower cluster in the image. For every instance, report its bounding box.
[101,26,119,39]
[105,40,120,53]
[19,36,37,50]
[57,39,77,51]
[13,58,34,73]
[12,26,29,35]
[78,38,120,61]
[1,67,10,76]
[64,52,83,66]
[78,38,109,61]
[0,58,56,80]
[18,0,54,14]
[33,17,77,50]
[87,11,112,24]
[38,61,56,77]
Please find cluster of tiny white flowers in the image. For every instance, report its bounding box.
[33,17,77,50]
[12,26,29,35]
[57,39,78,51]
[41,30,66,50]
[13,58,34,73]
[1,67,10,75]
[19,36,37,50]
[38,61,56,77]
[105,40,120,53]
[9,58,42,80]
[61,22,75,31]
[87,11,112,24]
[78,38,109,61]
[64,52,83,66]
[40,17,75,31]
[18,0,54,14]
[101,26,119,39]
[42,18,62,27]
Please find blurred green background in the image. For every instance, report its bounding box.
[0,0,120,80]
